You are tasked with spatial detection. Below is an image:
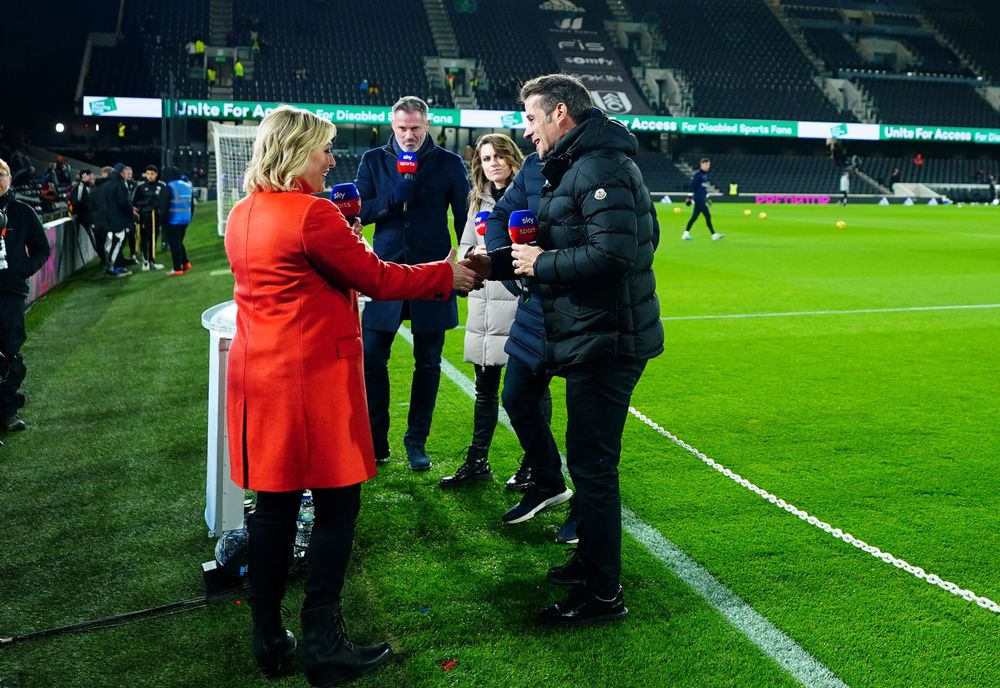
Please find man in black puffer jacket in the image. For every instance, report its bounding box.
[509,74,663,627]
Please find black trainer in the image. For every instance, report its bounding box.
[505,461,532,492]
[555,507,579,545]
[538,586,628,627]
[502,486,572,524]
[4,414,26,432]
[547,551,588,587]
[439,445,492,487]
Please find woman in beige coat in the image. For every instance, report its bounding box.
[440,134,525,486]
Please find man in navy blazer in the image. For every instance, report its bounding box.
[355,96,470,470]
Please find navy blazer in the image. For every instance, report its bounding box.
[355,137,470,333]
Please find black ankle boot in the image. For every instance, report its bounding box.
[251,608,297,678]
[439,445,492,487]
[300,604,392,687]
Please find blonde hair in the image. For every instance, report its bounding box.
[468,134,524,214]
[243,105,337,193]
[0,158,10,176]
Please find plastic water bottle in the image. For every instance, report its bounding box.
[298,491,315,524]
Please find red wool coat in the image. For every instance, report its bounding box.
[224,189,454,491]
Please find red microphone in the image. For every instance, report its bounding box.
[508,210,538,302]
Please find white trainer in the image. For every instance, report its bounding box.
[681,231,693,241]
[712,233,726,241]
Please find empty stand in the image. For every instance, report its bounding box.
[856,78,1000,127]
[915,0,1000,81]
[231,0,440,106]
[684,153,882,194]
[630,0,847,121]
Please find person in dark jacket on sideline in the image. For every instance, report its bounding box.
[97,163,135,277]
[354,95,470,471]
[89,166,113,268]
[132,164,168,270]
[0,157,52,432]
[508,74,663,626]
[71,169,100,258]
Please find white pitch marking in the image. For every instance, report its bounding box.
[396,325,849,688]
[661,303,1000,322]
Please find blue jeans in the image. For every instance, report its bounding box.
[363,326,445,456]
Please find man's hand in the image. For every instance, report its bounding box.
[511,243,543,278]
[446,247,479,293]
[389,178,416,207]
[459,250,492,280]
[350,218,363,238]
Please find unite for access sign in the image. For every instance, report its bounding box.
[170,99,461,126]
[82,95,1000,144]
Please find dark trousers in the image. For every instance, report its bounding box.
[138,212,159,262]
[564,359,646,596]
[165,223,189,271]
[247,484,362,616]
[363,325,445,455]
[0,295,28,418]
[104,225,132,270]
[501,356,562,493]
[80,221,105,264]
[471,364,502,448]
[685,199,715,232]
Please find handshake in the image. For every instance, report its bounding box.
[446,247,492,294]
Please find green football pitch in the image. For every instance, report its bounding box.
[1,201,997,687]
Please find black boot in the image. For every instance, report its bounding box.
[439,445,492,487]
[300,604,392,687]
[251,607,296,678]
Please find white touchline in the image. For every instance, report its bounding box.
[628,407,1000,616]
[397,325,849,688]
[661,303,1000,322]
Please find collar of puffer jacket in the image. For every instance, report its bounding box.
[541,108,638,184]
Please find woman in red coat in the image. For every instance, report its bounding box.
[225,105,478,686]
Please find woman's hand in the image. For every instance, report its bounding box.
[446,248,480,293]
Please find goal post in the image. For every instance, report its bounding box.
[209,121,258,236]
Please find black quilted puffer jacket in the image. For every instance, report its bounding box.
[533,108,663,372]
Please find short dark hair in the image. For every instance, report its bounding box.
[145,164,158,173]
[700,157,711,164]
[519,74,592,124]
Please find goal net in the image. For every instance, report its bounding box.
[209,121,258,236]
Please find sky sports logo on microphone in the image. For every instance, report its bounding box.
[474,211,490,236]
[508,210,538,244]
[396,152,418,175]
